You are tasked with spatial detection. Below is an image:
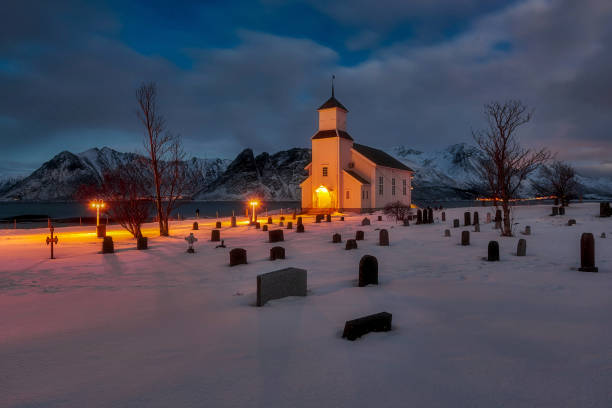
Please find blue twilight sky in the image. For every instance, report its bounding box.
[1,0,611,178]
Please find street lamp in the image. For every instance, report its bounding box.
[90,199,106,237]
[249,200,259,223]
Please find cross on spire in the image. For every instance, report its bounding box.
[332,75,335,97]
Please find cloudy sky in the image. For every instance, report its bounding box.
[1,0,611,177]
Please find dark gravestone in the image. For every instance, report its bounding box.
[255,222,261,229]
[417,210,423,225]
[422,209,428,224]
[379,229,389,246]
[297,217,303,226]
[473,212,479,225]
[517,239,526,256]
[453,219,460,228]
[97,224,106,238]
[231,216,237,227]
[444,229,451,237]
[579,233,598,272]
[211,229,221,242]
[229,248,247,266]
[345,239,358,250]
[262,224,268,232]
[568,219,576,226]
[256,267,306,306]
[403,219,410,226]
[601,233,606,238]
[464,212,471,226]
[332,233,342,243]
[137,236,148,250]
[342,312,392,341]
[428,208,434,224]
[551,206,559,216]
[522,225,531,235]
[441,212,446,222]
[361,217,371,226]
[315,215,322,223]
[192,222,199,230]
[102,236,114,254]
[599,202,611,217]
[355,230,365,241]
[286,222,293,229]
[358,255,378,287]
[377,215,383,222]
[340,216,345,221]
[267,217,273,224]
[488,241,500,261]
[326,214,332,222]
[269,229,284,243]
[269,246,285,260]
[461,231,470,246]
[215,221,222,229]
[296,224,305,233]
[279,221,284,227]
[558,207,565,216]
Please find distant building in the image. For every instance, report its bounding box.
[301,89,413,212]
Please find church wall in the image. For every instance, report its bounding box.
[372,167,412,208]
[341,172,364,210]
[311,138,340,207]
[318,108,347,131]
[300,177,312,209]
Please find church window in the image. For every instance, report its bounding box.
[392,178,396,195]
[322,167,328,177]
[346,190,350,199]
[378,176,384,195]
[403,179,407,195]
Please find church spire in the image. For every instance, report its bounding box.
[332,74,335,98]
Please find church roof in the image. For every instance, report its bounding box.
[317,96,348,111]
[352,143,414,172]
[344,169,370,185]
[312,129,354,141]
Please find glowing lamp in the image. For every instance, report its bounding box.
[90,199,106,227]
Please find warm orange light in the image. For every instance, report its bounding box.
[249,201,259,207]
[315,186,328,194]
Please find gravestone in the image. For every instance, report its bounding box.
[461,231,470,246]
[551,206,559,216]
[315,215,321,223]
[378,215,383,221]
[359,255,378,287]
[474,224,480,232]
[192,222,199,230]
[216,221,222,229]
[517,239,526,256]
[332,233,342,243]
[297,217,303,226]
[444,229,451,237]
[441,211,446,221]
[464,212,471,226]
[422,209,428,224]
[102,236,114,254]
[486,213,492,223]
[262,224,268,232]
[345,239,358,250]
[296,224,305,233]
[286,222,293,229]
[361,217,371,226]
[417,210,423,225]
[326,214,332,222]
[137,236,148,250]
[211,229,221,242]
[229,248,247,266]
[568,219,576,226]
[267,217,273,224]
[279,221,284,227]
[185,233,198,253]
[340,216,345,221]
[342,312,392,341]
[428,208,434,224]
[269,246,285,261]
[403,219,410,226]
[558,207,565,216]
[269,229,284,243]
[355,230,365,241]
[453,219,460,228]
[488,241,500,261]
[256,267,306,306]
[578,233,598,272]
[600,202,611,217]
[255,222,261,229]
[473,212,479,225]
[379,229,389,246]
[601,233,606,238]
[231,216,237,227]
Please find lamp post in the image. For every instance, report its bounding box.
[91,199,106,237]
[249,201,259,223]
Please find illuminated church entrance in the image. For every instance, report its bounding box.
[314,186,332,208]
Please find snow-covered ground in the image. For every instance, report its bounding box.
[1,203,611,407]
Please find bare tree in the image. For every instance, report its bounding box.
[532,161,580,206]
[383,201,411,222]
[136,82,202,236]
[473,100,551,236]
[100,162,152,239]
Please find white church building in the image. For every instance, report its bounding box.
[301,90,414,213]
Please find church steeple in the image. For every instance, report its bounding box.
[317,77,348,131]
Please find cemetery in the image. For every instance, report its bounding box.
[1,202,611,407]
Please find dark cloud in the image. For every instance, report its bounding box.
[0,0,611,178]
